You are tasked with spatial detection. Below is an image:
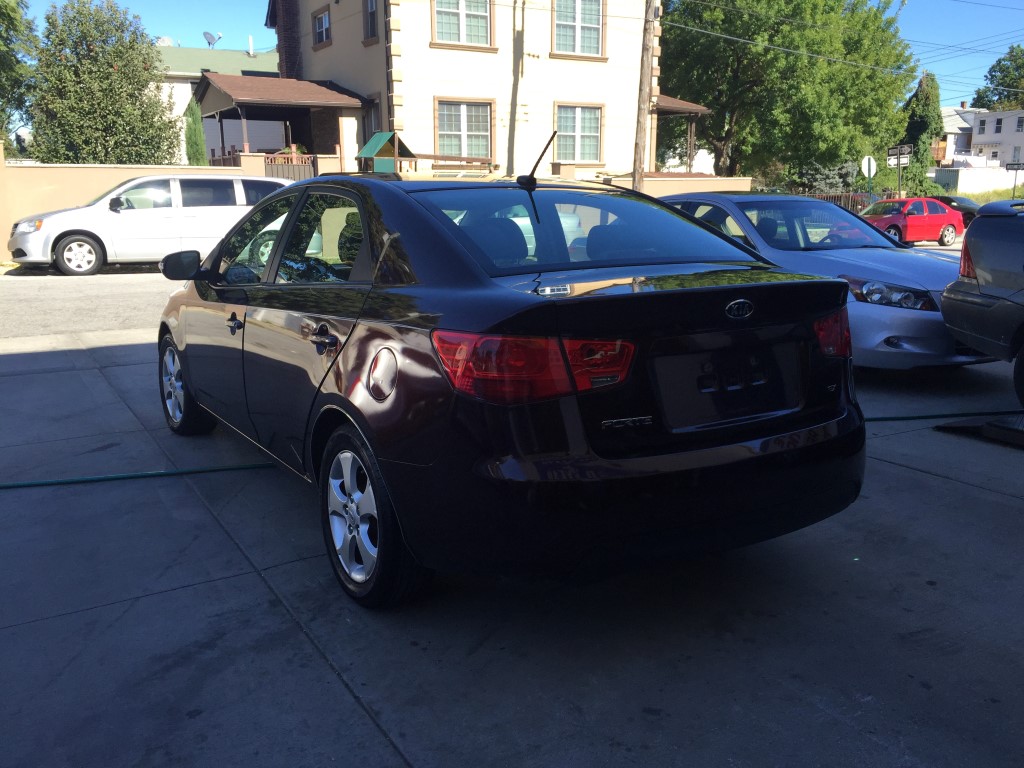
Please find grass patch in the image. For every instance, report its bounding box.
[963,189,1022,204]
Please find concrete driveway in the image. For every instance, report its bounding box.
[2,267,1023,767]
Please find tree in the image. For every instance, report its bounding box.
[184,97,208,165]
[0,0,37,141]
[971,44,1024,110]
[899,71,944,195]
[30,0,178,164]
[658,0,915,178]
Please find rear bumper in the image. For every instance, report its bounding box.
[942,283,1024,361]
[381,409,866,573]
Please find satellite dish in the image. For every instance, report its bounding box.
[203,31,223,48]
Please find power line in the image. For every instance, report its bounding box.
[661,19,913,74]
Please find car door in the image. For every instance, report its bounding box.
[926,199,949,238]
[105,178,177,261]
[241,188,374,472]
[905,199,927,241]
[183,192,301,438]
[178,177,246,258]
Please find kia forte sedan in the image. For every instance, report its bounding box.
[662,193,989,369]
[158,177,865,607]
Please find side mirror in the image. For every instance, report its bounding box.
[159,251,203,281]
[906,209,918,216]
[109,197,125,212]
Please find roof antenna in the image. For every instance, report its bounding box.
[517,131,556,192]
[203,31,223,48]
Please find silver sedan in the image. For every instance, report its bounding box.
[661,193,991,369]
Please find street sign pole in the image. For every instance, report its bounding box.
[1005,163,1024,197]
[888,145,913,198]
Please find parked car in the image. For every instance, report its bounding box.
[942,200,1024,405]
[930,195,981,228]
[661,192,990,369]
[7,174,288,275]
[158,176,866,607]
[861,197,964,245]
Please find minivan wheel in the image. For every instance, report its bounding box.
[158,334,216,435]
[884,225,902,241]
[1014,353,1024,408]
[938,225,957,246]
[55,234,104,276]
[320,426,430,608]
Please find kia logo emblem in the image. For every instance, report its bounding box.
[725,299,754,320]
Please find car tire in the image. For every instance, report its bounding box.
[884,225,902,241]
[1014,353,1024,408]
[320,426,430,608]
[54,234,104,276]
[250,231,276,265]
[938,225,957,246]
[158,334,217,435]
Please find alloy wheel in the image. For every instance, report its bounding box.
[161,346,185,424]
[327,450,380,583]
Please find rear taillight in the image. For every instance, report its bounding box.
[814,307,852,358]
[959,239,977,279]
[431,331,634,404]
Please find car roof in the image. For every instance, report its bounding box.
[661,191,836,205]
[304,174,619,194]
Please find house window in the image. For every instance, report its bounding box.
[978,119,986,135]
[435,0,490,45]
[992,150,999,159]
[555,105,601,163]
[1013,146,1021,163]
[312,7,331,48]
[995,118,1003,134]
[1017,116,1023,132]
[437,101,491,159]
[364,0,377,41]
[554,0,602,56]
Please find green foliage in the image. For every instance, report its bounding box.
[184,97,207,165]
[30,0,178,164]
[0,0,38,137]
[658,0,915,178]
[896,71,944,195]
[971,45,1024,110]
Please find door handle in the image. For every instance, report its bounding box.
[310,324,339,354]
[225,313,243,335]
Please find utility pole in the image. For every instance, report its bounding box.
[632,0,657,193]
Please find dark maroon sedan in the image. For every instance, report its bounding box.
[862,197,964,245]
[158,176,865,607]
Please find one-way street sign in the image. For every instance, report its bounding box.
[887,144,914,157]
[886,156,910,168]
[1005,162,1024,171]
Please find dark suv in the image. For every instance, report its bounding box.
[942,200,1024,404]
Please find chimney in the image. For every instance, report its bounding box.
[961,101,967,109]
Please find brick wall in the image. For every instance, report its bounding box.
[274,0,303,79]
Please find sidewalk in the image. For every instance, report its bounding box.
[2,329,1023,767]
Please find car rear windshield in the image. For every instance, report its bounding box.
[411,187,763,274]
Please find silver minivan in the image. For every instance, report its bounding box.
[7,174,288,275]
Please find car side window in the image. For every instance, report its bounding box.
[218,194,299,285]
[926,200,945,215]
[242,179,286,205]
[120,179,172,209]
[180,178,238,207]
[908,200,925,215]
[275,193,365,284]
[693,203,751,246]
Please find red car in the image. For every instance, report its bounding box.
[861,197,964,245]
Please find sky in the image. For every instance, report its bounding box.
[19,0,1024,107]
